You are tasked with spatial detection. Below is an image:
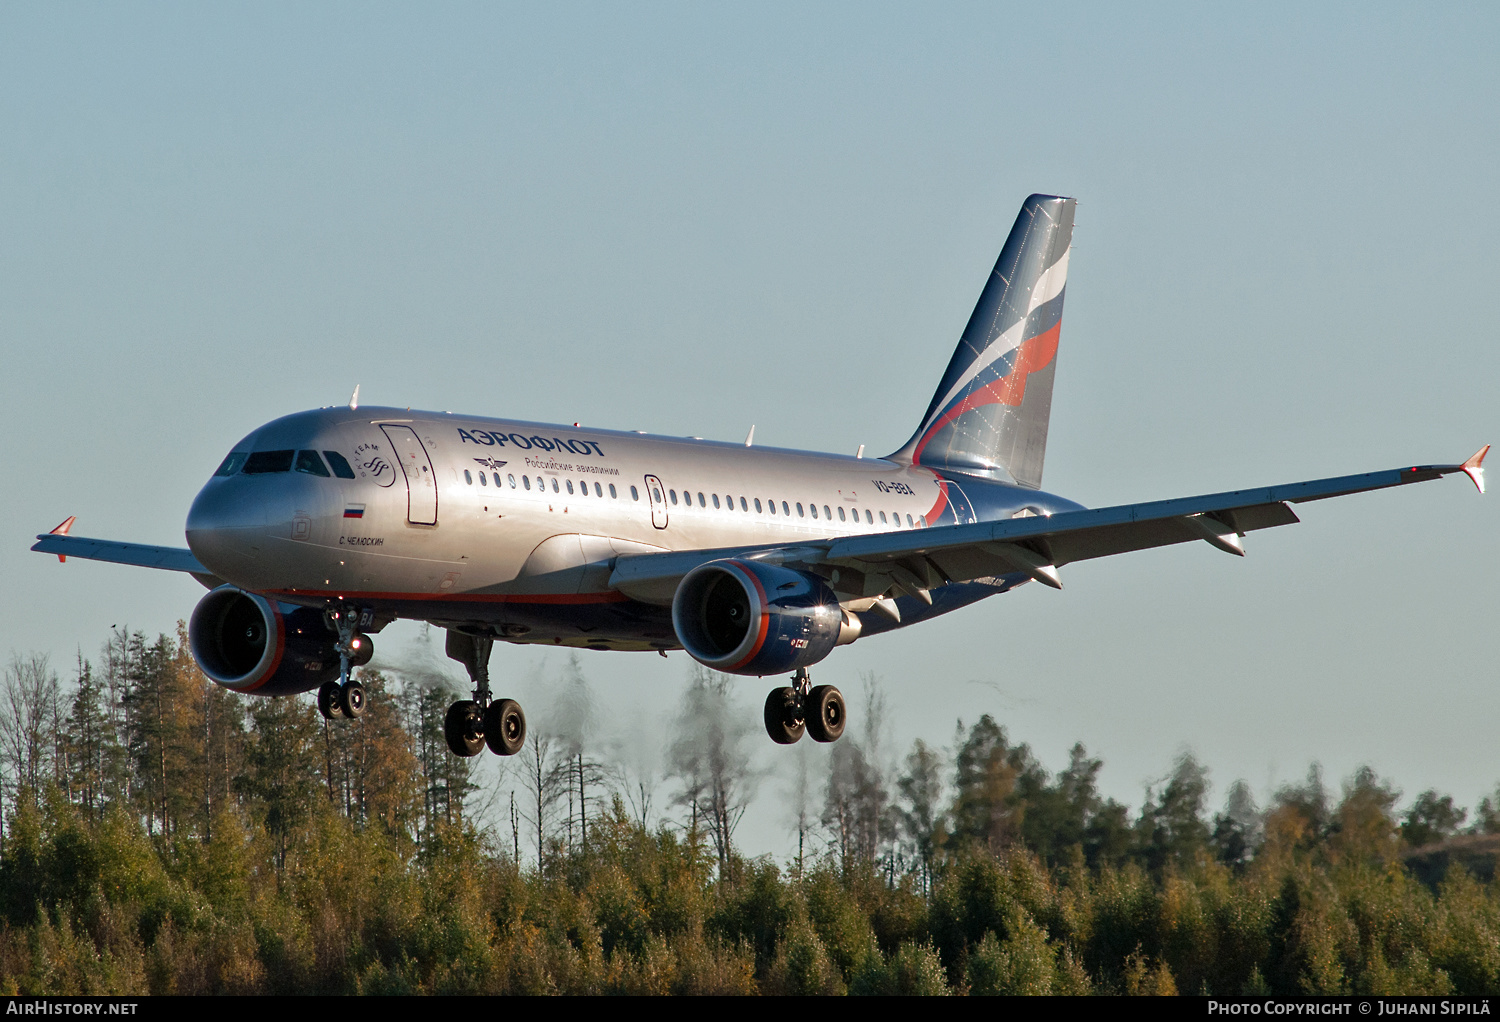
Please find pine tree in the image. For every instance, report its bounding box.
[63,653,126,821]
[895,738,944,896]
[237,696,321,869]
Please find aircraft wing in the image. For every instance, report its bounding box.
[609,449,1488,606]
[31,531,223,590]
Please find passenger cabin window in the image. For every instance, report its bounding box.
[523,476,531,490]
[631,486,640,500]
[698,492,706,507]
[480,472,488,486]
[244,450,294,474]
[782,501,790,516]
[464,470,473,485]
[838,506,846,521]
[754,498,762,513]
[740,497,748,512]
[509,474,517,488]
[809,504,817,519]
[670,490,678,505]
[609,484,617,498]
[879,511,887,524]
[823,505,832,519]
[551,478,559,492]
[323,451,356,479]
[797,503,804,517]
[865,509,873,524]
[906,514,914,527]
[566,480,574,494]
[712,494,720,509]
[594,482,603,497]
[214,452,249,477]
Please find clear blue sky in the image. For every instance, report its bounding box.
[2,3,1496,854]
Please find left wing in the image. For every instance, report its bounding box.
[609,448,1488,606]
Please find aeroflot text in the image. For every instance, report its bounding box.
[1209,1006,1490,1016]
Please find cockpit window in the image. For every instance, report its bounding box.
[214,452,249,477]
[295,450,331,477]
[243,450,294,474]
[323,451,357,479]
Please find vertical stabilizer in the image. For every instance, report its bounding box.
[889,194,1075,488]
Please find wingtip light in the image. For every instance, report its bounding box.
[1462,444,1489,494]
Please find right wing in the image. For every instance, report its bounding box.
[31,519,223,590]
[610,448,1488,606]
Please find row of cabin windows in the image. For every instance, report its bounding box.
[462,470,923,529]
[464,469,620,499]
[216,449,357,479]
[659,487,921,529]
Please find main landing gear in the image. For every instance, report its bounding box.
[318,608,374,721]
[443,631,526,759]
[763,668,845,746]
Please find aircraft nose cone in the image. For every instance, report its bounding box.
[185,479,271,583]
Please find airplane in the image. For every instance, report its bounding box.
[32,194,1489,758]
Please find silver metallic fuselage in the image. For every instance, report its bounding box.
[185,406,1083,652]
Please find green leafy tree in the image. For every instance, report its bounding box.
[1400,789,1466,849]
[1137,752,1211,872]
[1327,765,1401,864]
[948,715,1020,854]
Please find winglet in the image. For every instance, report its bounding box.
[1462,445,1489,494]
[48,516,76,562]
[350,384,360,411]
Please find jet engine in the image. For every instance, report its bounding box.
[671,560,845,676]
[188,585,343,695]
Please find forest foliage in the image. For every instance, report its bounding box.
[0,626,1497,996]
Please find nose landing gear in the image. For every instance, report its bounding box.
[763,668,844,745]
[443,631,527,758]
[318,607,372,720]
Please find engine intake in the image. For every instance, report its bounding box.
[189,585,342,695]
[671,560,843,675]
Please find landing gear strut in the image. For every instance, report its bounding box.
[764,668,844,745]
[318,606,372,720]
[443,630,526,758]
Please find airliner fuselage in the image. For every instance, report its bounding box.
[186,406,1082,652]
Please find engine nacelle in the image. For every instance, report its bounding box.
[189,585,342,695]
[671,560,844,676]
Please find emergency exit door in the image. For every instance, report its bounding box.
[380,425,438,525]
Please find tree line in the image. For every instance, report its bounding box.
[0,624,1497,995]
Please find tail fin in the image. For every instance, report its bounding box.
[889,194,1075,488]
